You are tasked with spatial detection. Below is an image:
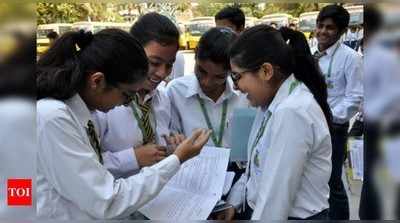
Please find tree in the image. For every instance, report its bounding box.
[37,3,125,25]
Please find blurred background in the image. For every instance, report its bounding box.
[0,1,399,220]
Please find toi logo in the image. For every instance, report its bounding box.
[7,179,32,206]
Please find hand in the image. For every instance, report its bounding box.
[173,129,211,163]
[215,207,235,220]
[134,144,167,167]
[162,133,186,154]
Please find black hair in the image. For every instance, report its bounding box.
[317,4,350,32]
[0,34,35,98]
[215,6,245,30]
[195,27,238,69]
[130,12,180,48]
[229,24,332,128]
[37,29,148,100]
[364,5,382,40]
[46,31,59,39]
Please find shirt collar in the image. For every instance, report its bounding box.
[315,40,341,58]
[65,94,92,128]
[143,89,157,103]
[266,74,296,114]
[184,76,239,103]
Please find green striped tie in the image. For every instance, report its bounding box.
[135,95,155,144]
[86,120,103,164]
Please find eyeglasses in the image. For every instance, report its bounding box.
[227,69,254,84]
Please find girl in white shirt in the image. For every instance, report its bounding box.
[93,13,183,179]
[36,28,211,220]
[218,25,333,220]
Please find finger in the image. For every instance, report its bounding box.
[146,143,157,148]
[227,208,235,220]
[156,146,167,152]
[156,149,167,157]
[156,154,166,162]
[172,135,178,145]
[177,134,186,143]
[161,134,170,145]
[187,129,204,144]
[173,135,181,144]
[193,129,212,147]
[216,213,224,220]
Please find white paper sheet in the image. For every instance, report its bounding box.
[349,138,364,180]
[223,171,235,195]
[139,146,230,220]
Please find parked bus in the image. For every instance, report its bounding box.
[259,13,294,28]
[299,11,319,39]
[71,21,132,33]
[185,17,215,50]
[345,5,364,26]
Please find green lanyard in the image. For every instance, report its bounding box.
[196,95,228,147]
[250,80,300,161]
[250,111,272,152]
[326,43,341,79]
[129,101,154,142]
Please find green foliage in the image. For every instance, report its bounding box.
[37,3,125,25]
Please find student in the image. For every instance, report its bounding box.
[46,31,59,46]
[215,6,245,34]
[93,13,182,179]
[36,29,211,220]
[289,23,297,30]
[311,5,363,220]
[217,25,332,220]
[166,27,249,179]
[344,25,361,50]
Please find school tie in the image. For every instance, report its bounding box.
[134,95,155,144]
[86,120,103,164]
[313,50,327,61]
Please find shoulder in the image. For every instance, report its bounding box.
[166,75,196,94]
[275,85,320,123]
[339,43,362,60]
[37,98,77,133]
[37,98,69,120]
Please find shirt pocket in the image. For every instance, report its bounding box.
[326,70,344,97]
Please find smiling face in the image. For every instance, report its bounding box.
[230,61,280,108]
[80,72,144,112]
[315,18,343,51]
[140,40,178,92]
[194,59,228,98]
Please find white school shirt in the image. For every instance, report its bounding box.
[166,74,249,148]
[93,87,171,178]
[227,75,332,220]
[0,98,36,219]
[311,40,363,124]
[37,94,180,220]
